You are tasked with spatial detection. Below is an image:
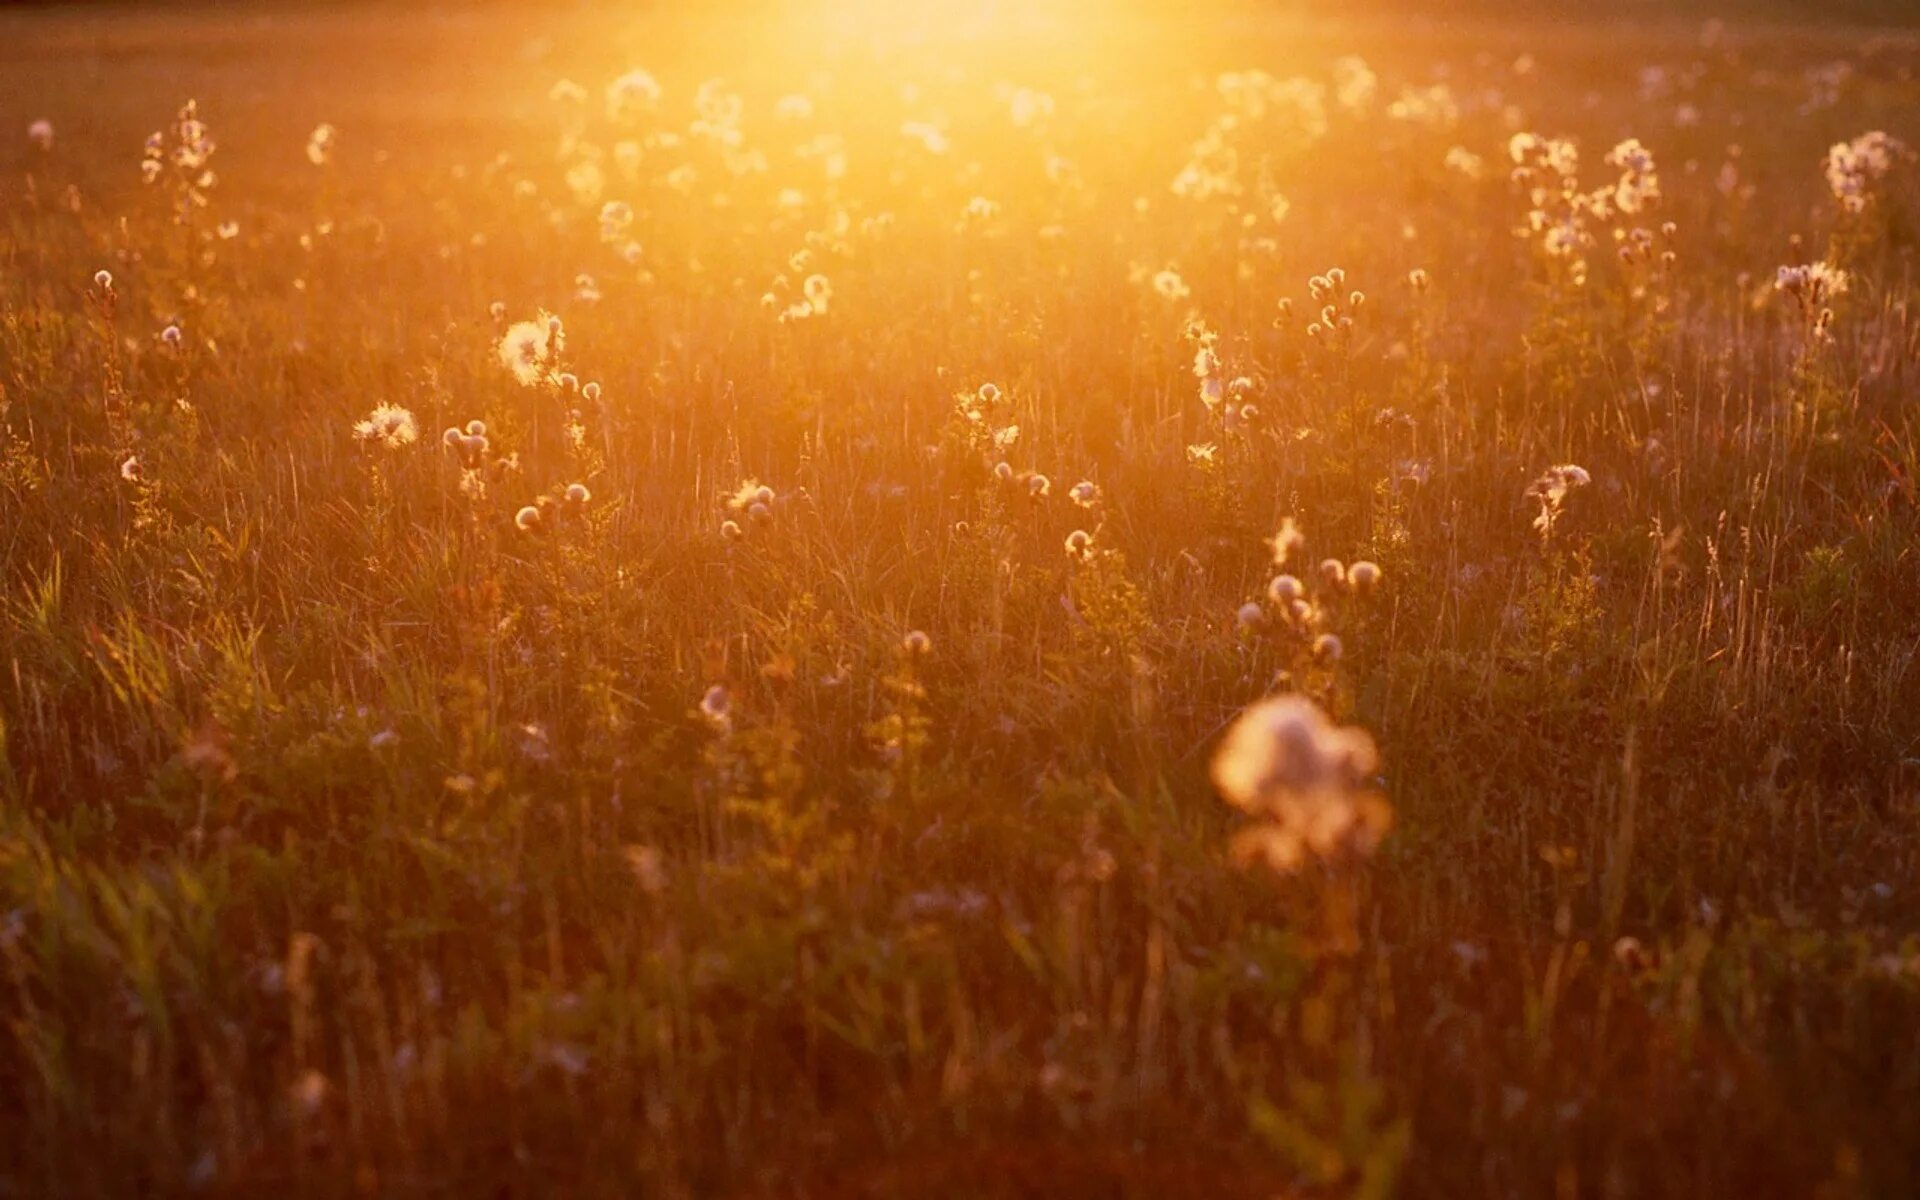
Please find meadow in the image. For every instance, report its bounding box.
[2,2,1919,1195]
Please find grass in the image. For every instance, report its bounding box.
[2,2,1919,1196]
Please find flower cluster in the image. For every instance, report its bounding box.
[513,481,592,535]
[142,99,217,219]
[1305,267,1362,347]
[353,404,419,450]
[1775,260,1850,345]
[1824,131,1910,214]
[1211,694,1390,874]
[720,478,777,540]
[497,313,564,388]
[1509,133,1662,285]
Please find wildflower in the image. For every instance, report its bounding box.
[515,505,543,533]
[160,324,182,347]
[305,123,336,166]
[699,684,731,733]
[1444,145,1484,179]
[1824,131,1910,213]
[1526,464,1591,539]
[1236,601,1265,629]
[1313,633,1343,662]
[1210,694,1389,874]
[1347,560,1382,594]
[581,381,601,403]
[565,482,591,504]
[720,519,743,541]
[93,269,113,292]
[120,455,143,483]
[901,630,933,657]
[802,274,832,315]
[498,318,553,387]
[514,722,552,764]
[1065,529,1094,559]
[1028,473,1051,499]
[354,403,419,449]
[27,119,52,151]
[1069,480,1099,508]
[977,382,1002,406]
[1152,268,1191,301]
[606,69,664,121]
[1318,558,1346,589]
[1266,574,1303,604]
[728,479,775,512]
[1774,261,1848,305]
[1409,267,1429,293]
[993,461,1014,483]
[1264,517,1303,566]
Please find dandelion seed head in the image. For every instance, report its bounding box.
[498,319,552,387]
[802,274,832,313]
[515,505,542,532]
[1347,560,1382,593]
[305,123,336,167]
[1211,695,1388,874]
[565,483,591,504]
[901,630,932,657]
[353,403,419,449]
[699,684,731,732]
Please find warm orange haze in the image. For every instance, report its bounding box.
[2,0,1918,1195]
